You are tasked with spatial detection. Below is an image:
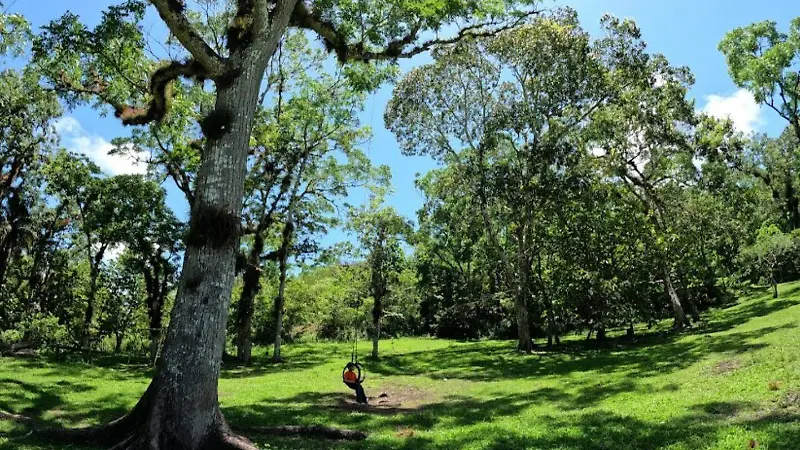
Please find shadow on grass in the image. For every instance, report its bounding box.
[221,388,800,450]
[0,378,132,428]
[363,321,794,383]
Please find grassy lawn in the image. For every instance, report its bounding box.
[2,284,800,450]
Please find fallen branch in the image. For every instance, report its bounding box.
[0,410,32,423]
[237,425,368,441]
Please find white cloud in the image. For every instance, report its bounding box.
[54,117,147,176]
[701,89,764,134]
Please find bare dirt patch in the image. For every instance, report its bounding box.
[711,359,743,375]
[395,427,416,438]
[778,390,800,409]
[334,383,439,415]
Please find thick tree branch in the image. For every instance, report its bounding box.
[149,0,226,75]
[291,2,540,63]
[56,60,208,126]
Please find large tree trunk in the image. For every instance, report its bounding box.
[663,264,688,329]
[38,52,279,450]
[125,62,265,449]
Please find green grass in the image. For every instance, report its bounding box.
[2,283,800,449]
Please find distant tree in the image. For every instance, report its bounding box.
[98,258,148,354]
[740,224,796,298]
[348,195,411,359]
[114,176,182,363]
[387,10,646,350]
[588,46,699,328]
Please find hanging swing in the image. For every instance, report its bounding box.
[342,330,365,384]
[342,329,368,404]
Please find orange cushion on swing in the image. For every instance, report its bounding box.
[343,370,358,383]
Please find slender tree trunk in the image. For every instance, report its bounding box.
[272,246,289,363]
[679,275,701,323]
[145,264,165,364]
[272,218,295,363]
[82,264,99,350]
[236,234,264,363]
[272,222,299,362]
[663,264,687,329]
[539,258,557,347]
[0,239,13,287]
[515,228,533,353]
[236,282,256,363]
[148,294,163,365]
[271,149,308,363]
[685,296,701,323]
[596,326,606,342]
[372,295,381,359]
[772,274,779,299]
[115,333,123,354]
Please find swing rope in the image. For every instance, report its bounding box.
[351,328,358,365]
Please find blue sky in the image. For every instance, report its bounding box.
[9,0,800,250]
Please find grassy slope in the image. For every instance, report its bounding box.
[1,283,799,450]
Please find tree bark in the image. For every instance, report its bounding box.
[125,60,265,449]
